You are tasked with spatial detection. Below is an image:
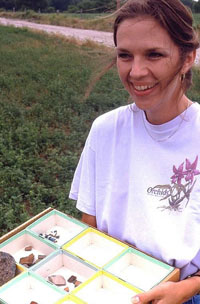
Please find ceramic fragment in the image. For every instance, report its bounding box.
[67,275,77,283]
[19,253,34,266]
[74,280,82,287]
[48,274,66,286]
[38,254,46,260]
[25,245,33,251]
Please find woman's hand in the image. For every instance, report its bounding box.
[131,276,200,304]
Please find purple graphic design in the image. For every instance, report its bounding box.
[153,156,200,211]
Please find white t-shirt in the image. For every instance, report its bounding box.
[69,102,200,279]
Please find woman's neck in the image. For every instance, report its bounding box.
[145,95,192,125]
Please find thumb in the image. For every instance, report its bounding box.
[131,291,154,304]
[131,296,141,304]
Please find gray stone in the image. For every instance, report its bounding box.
[0,251,16,286]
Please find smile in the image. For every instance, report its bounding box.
[134,84,157,91]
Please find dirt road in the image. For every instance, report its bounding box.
[0,17,199,65]
[0,17,114,47]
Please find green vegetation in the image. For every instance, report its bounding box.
[0,0,117,13]
[0,0,198,14]
[1,10,200,33]
[0,25,200,236]
[0,10,115,32]
[0,25,128,235]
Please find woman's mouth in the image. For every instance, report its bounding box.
[133,83,158,96]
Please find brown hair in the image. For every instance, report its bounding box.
[114,0,199,91]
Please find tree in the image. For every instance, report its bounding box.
[180,0,194,9]
[51,0,71,11]
[14,0,49,10]
[68,0,115,13]
[0,0,16,9]
[193,0,200,13]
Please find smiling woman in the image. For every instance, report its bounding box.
[115,17,192,125]
[69,1,200,304]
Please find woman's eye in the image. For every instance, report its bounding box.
[148,52,163,59]
[117,53,131,60]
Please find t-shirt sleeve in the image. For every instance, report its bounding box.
[69,125,96,216]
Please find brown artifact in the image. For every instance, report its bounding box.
[19,253,34,266]
[64,286,69,292]
[0,251,17,286]
[38,254,46,260]
[74,280,82,287]
[67,275,77,283]
[25,245,33,251]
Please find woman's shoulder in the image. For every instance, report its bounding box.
[188,102,200,120]
[192,101,200,111]
[93,104,135,129]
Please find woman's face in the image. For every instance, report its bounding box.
[116,17,188,124]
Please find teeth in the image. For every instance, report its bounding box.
[134,84,155,91]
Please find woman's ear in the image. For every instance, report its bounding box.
[181,50,196,74]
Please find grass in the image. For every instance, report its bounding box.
[0,25,128,235]
[0,10,200,33]
[0,10,115,32]
[0,24,199,236]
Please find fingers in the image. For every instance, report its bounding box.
[131,296,140,303]
[131,296,153,304]
[131,288,159,304]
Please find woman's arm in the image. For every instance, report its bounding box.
[81,213,97,228]
[132,276,200,304]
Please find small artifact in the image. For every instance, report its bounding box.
[48,274,66,286]
[50,230,60,239]
[19,253,34,266]
[38,255,46,260]
[64,286,69,292]
[45,234,57,243]
[25,245,32,251]
[40,230,59,242]
[30,301,38,304]
[34,255,46,265]
[67,275,77,283]
[74,280,82,287]
[0,251,16,286]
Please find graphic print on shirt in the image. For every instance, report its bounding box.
[147,156,200,212]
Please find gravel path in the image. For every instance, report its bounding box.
[0,17,114,47]
[0,17,199,65]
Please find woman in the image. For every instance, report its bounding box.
[69,0,200,303]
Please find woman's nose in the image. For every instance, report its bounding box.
[129,58,148,79]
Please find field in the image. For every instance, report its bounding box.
[0,24,200,235]
[1,11,200,33]
[0,25,129,235]
[0,10,115,32]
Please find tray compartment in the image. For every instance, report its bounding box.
[0,271,65,304]
[0,230,57,269]
[31,249,98,293]
[72,270,142,304]
[27,209,88,247]
[62,228,128,268]
[104,247,175,291]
